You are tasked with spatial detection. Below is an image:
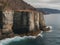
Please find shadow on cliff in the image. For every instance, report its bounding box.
[13,28,29,34]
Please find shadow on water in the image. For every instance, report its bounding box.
[6,36,45,45]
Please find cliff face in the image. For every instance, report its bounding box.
[0,10,50,40]
[0,0,50,40]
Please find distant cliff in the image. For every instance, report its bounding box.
[36,8,60,14]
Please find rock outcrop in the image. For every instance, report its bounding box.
[0,0,50,40]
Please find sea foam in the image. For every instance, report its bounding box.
[0,31,43,45]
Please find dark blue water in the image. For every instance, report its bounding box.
[43,29,60,45]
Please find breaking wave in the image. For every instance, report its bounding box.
[0,32,43,45]
[0,26,52,45]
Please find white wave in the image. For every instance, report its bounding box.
[37,31,43,37]
[0,36,28,45]
[0,33,43,45]
[46,26,52,29]
[28,32,43,39]
[45,26,53,32]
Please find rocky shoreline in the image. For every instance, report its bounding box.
[0,30,40,40]
[0,27,50,40]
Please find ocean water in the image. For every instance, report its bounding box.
[0,14,60,45]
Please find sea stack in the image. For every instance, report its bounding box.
[0,0,50,39]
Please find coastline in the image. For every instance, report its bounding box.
[0,30,42,40]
